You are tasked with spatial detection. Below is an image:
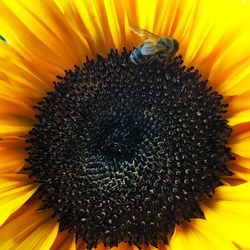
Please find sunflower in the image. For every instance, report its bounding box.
[1,0,250,249]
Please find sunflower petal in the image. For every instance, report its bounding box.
[96,242,109,250]
[76,240,86,250]
[231,123,250,138]
[0,96,36,127]
[114,243,143,250]
[59,235,76,250]
[0,174,38,226]
[228,164,250,182]
[0,200,58,249]
[228,110,250,126]
[191,220,238,250]
[169,220,238,250]
[60,0,108,56]
[212,181,250,200]
[236,156,250,169]
[0,138,26,173]
[219,63,250,96]
[202,182,250,249]
[232,167,250,179]
[111,242,133,250]
[51,231,76,250]
[0,0,86,70]
[0,42,53,98]
[228,90,250,113]
[169,224,204,250]
[104,0,123,48]
[209,29,250,96]
[0,124,32,137]
[229,132,250,158]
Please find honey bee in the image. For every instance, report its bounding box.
[129,26,179,65]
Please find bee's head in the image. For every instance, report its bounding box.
[173,39,179,53]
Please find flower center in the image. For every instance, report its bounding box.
[26,49,233,249]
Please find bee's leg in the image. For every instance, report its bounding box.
[145,56,155,65]
[158,54,166,64]
[147,57,154,65]
[155,53,165,64]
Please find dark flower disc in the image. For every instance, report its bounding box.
[26,48,234,249]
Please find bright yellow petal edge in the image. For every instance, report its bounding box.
[0,0,250,249]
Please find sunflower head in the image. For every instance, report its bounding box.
[23,48,234,248]
[0,0,250,250]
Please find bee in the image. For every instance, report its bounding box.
[129,26,179,65]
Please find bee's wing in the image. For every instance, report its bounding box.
[129,26,160,42]
[140,42,157,55]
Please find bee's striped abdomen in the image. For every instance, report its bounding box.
[130,44,152,65]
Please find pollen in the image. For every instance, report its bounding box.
[26,48,234,249]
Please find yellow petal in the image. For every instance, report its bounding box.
[0,174,38,226]
[113,1,133,48]
[104,0,123,48]
[228,90,250,113]
[0,200,58,250]
[232,165,250,178]
[76,240,86,250]
[181,1,217,68]
[0,0,86,70]
[171,220,239,250]
[170,224,205,250]
[0,110,33,137]
[223,73,250,96]
[0,42,53,98]
[60,0,109,56]
[203,203,250,249]
[228,164,250,182]
[180,0,249,82]
[231,123,250,138]
[221,176,246,186]
[0,138,26,173]
[228,110,250,126]
[208,25,250,95]
[59,235,76,250]
[214,58,250,96]
[135,0,159,31]
[223,163,248,185]
[169,220,237,250]
[132,244,160,250]
[191,219,238,250]
[0,124,32,137]
[148,245,159,250]
[202,183,250,249]
[111,242,133,250]
[236,156,250,169]
[0,96,36,120]
[212,181,250,200]
[229,132,250,158]
[132,245,140,250]
[96,242,109,250]
[158,242,168,250]
[51,231,76,250]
